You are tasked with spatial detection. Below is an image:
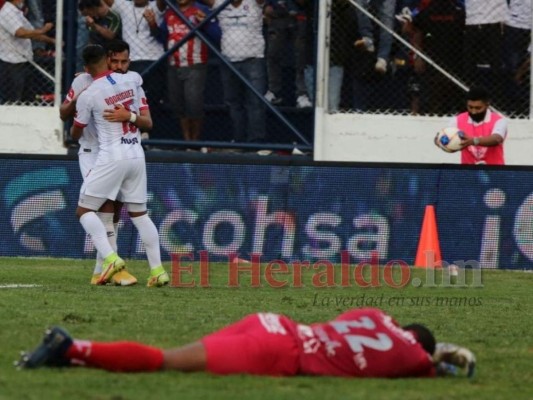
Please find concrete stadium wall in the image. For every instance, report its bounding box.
[0,106,66,155]
[313,111,533,165]
[1,106,530,166]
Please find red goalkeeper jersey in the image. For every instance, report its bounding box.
[293,308,435,378]
[202,308,435,378]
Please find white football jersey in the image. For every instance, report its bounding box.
[65,73,98,154]
[74,71,147,165]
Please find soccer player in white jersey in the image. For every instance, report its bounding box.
[60,40,140,286]
[71,44,169,287]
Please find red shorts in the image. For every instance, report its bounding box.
[201,313,300,376]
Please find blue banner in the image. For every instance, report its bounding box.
[1,158,532,269]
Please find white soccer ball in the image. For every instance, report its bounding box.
[436,127,465,153]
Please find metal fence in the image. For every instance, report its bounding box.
[0,0,58,106]
[1,0,531,150]
[328,0,532,118]
[62,0,316,152]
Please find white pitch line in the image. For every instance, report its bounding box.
[0,284,42,289]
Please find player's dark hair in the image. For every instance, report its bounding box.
[403,323,436,355]
[82,44,107,66]
[467,86,490,103]
[79,0,102,11]
[105,40,130,55]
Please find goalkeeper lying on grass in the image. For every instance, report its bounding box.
[16,307,475,378]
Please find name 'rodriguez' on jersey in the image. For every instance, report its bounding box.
[74,71,148,165]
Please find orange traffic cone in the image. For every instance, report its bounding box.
[414,205,442,268]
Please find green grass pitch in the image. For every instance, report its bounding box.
[0,257,531,400]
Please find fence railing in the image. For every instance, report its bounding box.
[1,0,532,154]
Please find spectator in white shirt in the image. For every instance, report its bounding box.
[200,0,267,144]
[0,0,54,104]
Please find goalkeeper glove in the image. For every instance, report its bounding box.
[433,342,476,378]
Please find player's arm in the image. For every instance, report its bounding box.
[60,89,86,121]
[60,79,90,121]
[59,101,76,122]
[103,104,153,131]
[71,93,91,140]
[70,124,85,141]
[137,108,153,131]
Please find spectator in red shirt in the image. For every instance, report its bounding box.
[152,0,220,143]
[17,307,475,378]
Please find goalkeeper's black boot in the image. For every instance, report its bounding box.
[15,326,72,369]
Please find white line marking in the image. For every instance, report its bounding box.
[0,284,42,289]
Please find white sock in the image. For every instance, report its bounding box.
[93,212,115,274]
[131,214,161,270]
[97,212,116,251]
[80,212,114,260]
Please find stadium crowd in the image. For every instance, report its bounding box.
[0,0,530,143]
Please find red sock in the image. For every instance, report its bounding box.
[66,340,164,372]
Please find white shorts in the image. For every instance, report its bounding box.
[79,158,147,206]
[78,150,98,179]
